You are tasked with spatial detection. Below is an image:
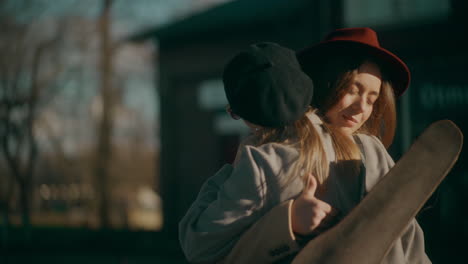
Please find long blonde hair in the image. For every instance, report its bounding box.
[252,108,329,185]
[358,80,396,147]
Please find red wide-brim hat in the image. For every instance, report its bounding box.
[297,27,410,97]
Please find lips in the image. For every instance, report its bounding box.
[342,114,358,126]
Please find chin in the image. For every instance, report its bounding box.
[338,127,354,136]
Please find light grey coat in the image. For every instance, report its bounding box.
[179,112,430,263]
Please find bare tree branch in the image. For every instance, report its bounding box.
[0,4,71,227]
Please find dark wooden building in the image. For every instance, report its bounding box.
[131,0,468,262]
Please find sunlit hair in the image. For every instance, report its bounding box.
[359,80,396,147]
[252,108,329,185]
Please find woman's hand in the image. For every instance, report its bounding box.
[291,174,339,236]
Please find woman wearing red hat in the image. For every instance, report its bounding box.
[220,28,431,263]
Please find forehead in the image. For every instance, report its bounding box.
[355,61,382,94]
[357,61,382,79]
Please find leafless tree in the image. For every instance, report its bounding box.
[0,2,67,228]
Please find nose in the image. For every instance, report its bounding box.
[351,96,366,113]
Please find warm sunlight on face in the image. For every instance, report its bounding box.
[325,61,382,136]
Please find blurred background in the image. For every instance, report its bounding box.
[1,0,467,263]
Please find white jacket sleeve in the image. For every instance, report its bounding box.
[178,144,294,263]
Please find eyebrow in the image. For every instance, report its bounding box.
[355,81,380,97]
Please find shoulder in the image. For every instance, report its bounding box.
[239,143,299,170]
[355,133,384,147]
[306,110,324,125]
[235,135,299,166]
[232,143,300,193]
[306,111,327,137]
[355,133,395,191]
[355,134,390,161]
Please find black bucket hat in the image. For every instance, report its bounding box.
[223,42,314,128]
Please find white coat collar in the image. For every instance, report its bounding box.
[306,110,324,125]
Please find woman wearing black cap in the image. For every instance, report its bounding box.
[179,42,333,263]
[221,28,431,264]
